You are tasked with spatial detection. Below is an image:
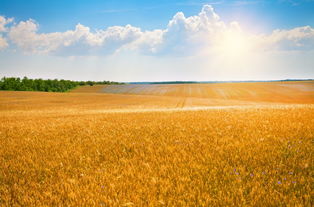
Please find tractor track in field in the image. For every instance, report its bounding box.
[175,97,187,108]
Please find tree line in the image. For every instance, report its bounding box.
[0,77,122,92]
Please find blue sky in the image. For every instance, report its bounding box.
[0,0,314,81]
[1,0,314,32]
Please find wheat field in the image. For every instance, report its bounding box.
[0,81,313,206]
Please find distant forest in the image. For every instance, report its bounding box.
[0,77,122,92]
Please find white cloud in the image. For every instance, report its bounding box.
[130,5,233,56]
[0,16,13,32]
[8,19,143,55]
[263,26,314,51]
[4,5,314,56]
[155,5,226,55]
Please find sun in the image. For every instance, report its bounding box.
[217,30,253,60]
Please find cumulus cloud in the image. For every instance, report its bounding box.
[0,16,13,32]
[153,5,227,55]
[264,26,314,50]
[130,5,239,56]
[0,16,11,50]
[3,5,314,56]
[8,19,143,55]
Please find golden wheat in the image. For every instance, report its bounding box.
[0,82,313,206]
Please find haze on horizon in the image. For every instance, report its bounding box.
[0,0,314,82]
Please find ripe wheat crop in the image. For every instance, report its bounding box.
[0,82,313,206]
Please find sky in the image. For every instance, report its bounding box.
[0,0,314,81]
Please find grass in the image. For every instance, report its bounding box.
[0,81,313,206]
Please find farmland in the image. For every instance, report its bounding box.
[73,81,314,104]
[0,81,313,206]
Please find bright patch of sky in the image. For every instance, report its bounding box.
[0,0,313,81]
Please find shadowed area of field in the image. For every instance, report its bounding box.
[1,81,313,114]
[0,91,257,114]
[71,81,314,104]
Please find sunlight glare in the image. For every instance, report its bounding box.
[217,30,253,60]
